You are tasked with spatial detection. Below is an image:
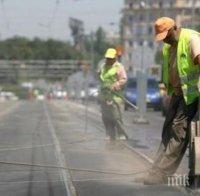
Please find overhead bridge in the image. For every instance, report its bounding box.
[0,60,91,81]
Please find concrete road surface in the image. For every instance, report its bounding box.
[0,101,69,196]
[50,100,194,196]
[0,100,197,196]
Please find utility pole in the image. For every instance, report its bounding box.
[90,31,95,70]
[134,0,149,124]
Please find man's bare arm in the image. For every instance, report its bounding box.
[194,54,200,67]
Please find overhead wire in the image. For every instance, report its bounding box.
[0,0,151,189]
[0,175,144,184]
[0,0,11,35]
[0,143,56,152]
[0,95,148,184]
[47,0,60,33]
[38,0,60,37]
[0,138,113,152]
[0,102,150,177]
[0,160,150,176]
[0,174,146,185]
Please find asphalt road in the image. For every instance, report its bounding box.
[0,101,68,196]
[0,100,198,196]
[50,100,194,196]
[63,100,188,173]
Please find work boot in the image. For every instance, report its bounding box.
[143,168,168,185]
[119,135,126,140]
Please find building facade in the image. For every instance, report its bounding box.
[121,0,200,76]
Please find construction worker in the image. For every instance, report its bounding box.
[99,48,128,140]
[143,17,200,185]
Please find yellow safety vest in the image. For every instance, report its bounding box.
[163,28,200,105]
[100,61,124,103]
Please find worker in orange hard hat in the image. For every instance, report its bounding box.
[99,48,128,141]
[142,17,200,186]
[116,45,123,62]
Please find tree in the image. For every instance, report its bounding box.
[0,26,114,67]
[0,36,84,60]
[83,27,113,68]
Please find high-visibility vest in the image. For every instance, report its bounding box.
[163,28,200,105]
[100,61,124,103]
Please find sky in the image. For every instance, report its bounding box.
[0,0,124,41]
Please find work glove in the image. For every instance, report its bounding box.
[110,82,121,91]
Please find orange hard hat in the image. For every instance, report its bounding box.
[154,17,175,41]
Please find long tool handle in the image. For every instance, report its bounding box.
[93,88,139,110]
[112,91,138,110]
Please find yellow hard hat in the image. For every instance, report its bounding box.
[105,48,117,59]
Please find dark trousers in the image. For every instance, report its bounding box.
[101,101,128,140]
[154,94,198,175]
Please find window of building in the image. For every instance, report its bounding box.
[129,40,133,47]
[139,14,144,22]
[133,41,138,48]
[148,41,154,48]
[129,53,132,61]
[136,26,144,36]
[129,15,133,23]
[148,26,153,34]
[159,1,163,8]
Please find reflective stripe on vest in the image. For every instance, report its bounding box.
[182,85,199,94]
[180,70,200,83]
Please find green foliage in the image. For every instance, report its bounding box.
[0,27,115,68]
[0,36,83,60]
[84,27,113,67]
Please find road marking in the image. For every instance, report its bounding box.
[122,142,154,164]
[44,103,76,196]
[0,143,55,152]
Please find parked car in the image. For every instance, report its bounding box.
[88,83,99,100]
[0,91,18,101]
[124,77,162,111]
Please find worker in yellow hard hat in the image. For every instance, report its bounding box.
[99,48,128,141]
